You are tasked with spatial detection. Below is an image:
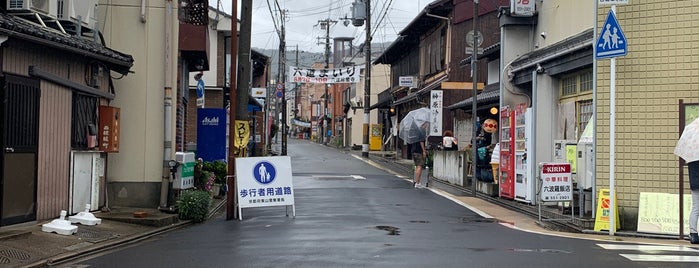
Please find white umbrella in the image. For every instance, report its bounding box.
[399,107,431,144]
[675,117,699,163]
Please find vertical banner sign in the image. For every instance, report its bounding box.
[196,108,226,162]
[235,156,295,220]
[196,79,205,108]
[430,90,443,136]
[234,120,251,149]
[539,163,572,202]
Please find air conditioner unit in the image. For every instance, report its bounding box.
[7,0,57,16]
[57,0,97,28]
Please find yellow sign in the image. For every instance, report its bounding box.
[637,192,691,235]
[440,82,485,90]
[369,124,382,151]
[594,189,620,231]
[566,144,577,173]
[234,120,250,149]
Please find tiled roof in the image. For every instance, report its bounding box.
[0,12,133,74]
[445,83,500,110]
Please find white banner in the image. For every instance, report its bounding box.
[288,66,362,84]
[235,156,295,212]
[429,90,443,136]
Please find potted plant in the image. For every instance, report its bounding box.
[203,160,227,197]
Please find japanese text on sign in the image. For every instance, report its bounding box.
[288,66,362,84]
[540,163,573,202]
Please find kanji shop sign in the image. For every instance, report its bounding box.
[288,66,362,84]
[539,163,572,202]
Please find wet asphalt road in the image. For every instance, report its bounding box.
[67,139,699,268]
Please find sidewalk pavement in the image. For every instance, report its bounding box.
[0,144,693,267]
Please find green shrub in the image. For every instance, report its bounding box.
[177,190,212,223]
[203,160,227,184]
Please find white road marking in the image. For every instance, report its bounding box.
[597,244,699,252]
[619,254,699,262]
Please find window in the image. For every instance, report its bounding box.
[72,93,98,150]
[577,100,593,139]
[560,69,593,97]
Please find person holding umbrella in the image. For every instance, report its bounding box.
[399,107,431,188]
[675,117,699,244]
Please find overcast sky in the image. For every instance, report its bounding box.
[214,0,430,53]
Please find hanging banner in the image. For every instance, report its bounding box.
[234,120,251,149]
[288,66,362,84]
[429,90,443,136]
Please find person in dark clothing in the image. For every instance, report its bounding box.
[410,140,426,188]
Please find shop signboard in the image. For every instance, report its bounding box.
[539,163,572,202]
[196,108,227,162]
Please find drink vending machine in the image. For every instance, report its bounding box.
[499,106,515,199]
[514,106,534,204]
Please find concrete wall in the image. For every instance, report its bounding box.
[100,0,179,206]
[594,1,699,219]
[350,64,390,147]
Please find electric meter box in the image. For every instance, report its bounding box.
[173,152,195,189]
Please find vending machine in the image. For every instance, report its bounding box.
[499,106,515,199]
[514,106,534,204]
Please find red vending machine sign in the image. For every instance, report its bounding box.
[499,106,515,199]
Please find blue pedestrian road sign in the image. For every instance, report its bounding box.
[596,10,627,59]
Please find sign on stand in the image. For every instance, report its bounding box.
[235,156,295,220]
[538,163,573,222]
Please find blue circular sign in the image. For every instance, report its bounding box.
[196,80,205,98]
[253,161,276,184]
[276,90,283,98]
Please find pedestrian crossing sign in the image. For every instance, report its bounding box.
[595,10,627,59]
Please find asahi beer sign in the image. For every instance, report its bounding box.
[288,66,362,84]
[197,108,226,162]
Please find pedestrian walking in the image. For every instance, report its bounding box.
[674,117,699,244]
[410,139,426,188]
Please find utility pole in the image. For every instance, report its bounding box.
[293,44,299,134]
[280,10,288,155]
[362,0,371,158]
[319,19,336,144]
[470,0,479,197]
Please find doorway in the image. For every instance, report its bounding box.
[1,74,40,226]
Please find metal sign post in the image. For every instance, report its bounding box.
[595,4,627,236]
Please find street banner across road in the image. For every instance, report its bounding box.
[288,66,362,84]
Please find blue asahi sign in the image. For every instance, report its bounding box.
[196,108,226,162]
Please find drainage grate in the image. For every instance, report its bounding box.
[409,220,429,223]
[0,256,10,264]
[0,248,31,260]
[376,225,401,235]
[460,216,498,223]
[73,226,114,242]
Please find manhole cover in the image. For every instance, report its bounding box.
[460,216,498,223]
[0,248,31,260]
[75,229,106,239]
[376,225,400,235]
